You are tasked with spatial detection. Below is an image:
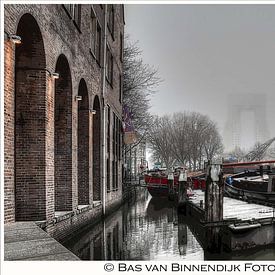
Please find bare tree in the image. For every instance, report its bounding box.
[170,113,189,165]
[148,112,224,171]
[123,36,162,144]
[122,37,162,179]
[203,126,224,161]
[123,36,161,136]
[147,116,176,170]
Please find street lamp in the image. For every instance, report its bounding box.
[8,34,22,44]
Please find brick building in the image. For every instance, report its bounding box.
[4,4,124,239]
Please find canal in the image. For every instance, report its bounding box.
[62,188,275,260]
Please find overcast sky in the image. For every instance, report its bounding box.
[125,4,275,150]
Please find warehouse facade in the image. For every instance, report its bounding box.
[4,4,124,239]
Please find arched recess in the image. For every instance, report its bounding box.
[77,79,90,205]
[54,54,73,211]
[15,13,48,221]
[92,95,101,201]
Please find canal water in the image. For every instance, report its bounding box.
[63,189,275,260]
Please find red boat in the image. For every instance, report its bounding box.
[144,171,178,197]
[144,169,205,197]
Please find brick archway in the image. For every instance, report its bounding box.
[15,14,48,221]
[77,79,90,205]
[92,96,101,201]
[54,54,73,211]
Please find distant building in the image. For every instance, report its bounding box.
[125,139,147,180]
[4,4,124,238]
[223,93,269,151]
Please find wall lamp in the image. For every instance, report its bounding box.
[90,109,96,115]
[8,34,22,44]
[75,95,82,101]
[52,72,59,79]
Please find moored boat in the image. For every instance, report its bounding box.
[224,168,275,205]
[144,168,203,198]
[144,168,177,197]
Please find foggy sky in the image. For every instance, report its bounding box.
[125,4,275,150]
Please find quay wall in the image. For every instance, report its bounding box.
[41,184,139,242]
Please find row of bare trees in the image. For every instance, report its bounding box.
[147,112,224,171]
[122,37,223,173]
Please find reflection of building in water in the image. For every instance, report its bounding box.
[63,208,123,260]
[224,94,269,151]
[178,215,187,255]
[63,191,203,260]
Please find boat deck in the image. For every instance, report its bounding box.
[190,190,275,221]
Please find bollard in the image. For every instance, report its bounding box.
[168,172,175,201]
[267,174,275,192]
[178,170,188,214]
[259,165,264,177]
[204,162,224,253]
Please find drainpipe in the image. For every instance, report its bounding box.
[101,5,108,216]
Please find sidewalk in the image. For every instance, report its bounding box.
[4,222,79,260]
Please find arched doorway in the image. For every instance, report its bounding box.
[77,79,90,205]
[54,54,73,211]
[15,14,47,221]
[92,96,101,201]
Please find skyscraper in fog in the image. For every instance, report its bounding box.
[224,93,269,151]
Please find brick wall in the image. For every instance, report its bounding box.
[4,4,124,225]
[104,4,124,210]
[46,206,103,242]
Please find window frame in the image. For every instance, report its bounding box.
[90,8,102,66]
[106,46,113,86]
[63,4,82,33]
[107,5,115,38]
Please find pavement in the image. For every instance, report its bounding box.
[4,222,79,260]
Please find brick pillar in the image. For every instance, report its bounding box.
[45,75,55,221]
[78,80,90,205]
[4,40,15,223]
[93,96,101,201]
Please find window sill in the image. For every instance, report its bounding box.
[89,48,101,68]
[73,20,82,33]
[107,24,115,41]
[106,76,113,88]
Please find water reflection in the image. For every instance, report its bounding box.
[63,190,204,260]
[62,190,275,260]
